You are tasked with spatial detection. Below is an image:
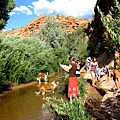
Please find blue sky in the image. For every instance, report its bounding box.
[4,0,97,31]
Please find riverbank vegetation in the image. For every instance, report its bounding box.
[0,0,119,119]
[0,17,89,92]
[43,76,93,120]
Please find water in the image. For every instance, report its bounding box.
[0,82,65,120]
[0,70,66,120]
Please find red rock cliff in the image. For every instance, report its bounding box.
[3,15,90,37]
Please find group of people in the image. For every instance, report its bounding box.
[85,57,109,87]
[60,51,120,99]
[85,52,120,94]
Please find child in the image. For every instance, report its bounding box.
[85,57,91,73]
[100,63,109,78]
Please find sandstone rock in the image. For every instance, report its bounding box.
[3,15,90,37]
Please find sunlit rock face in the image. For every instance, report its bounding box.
[3,15,90,37]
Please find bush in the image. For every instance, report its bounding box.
[78,76,87,97]
[66,27,90,63]
[42,76,92,120]
[0,33,53,85]
[43,96,93,120]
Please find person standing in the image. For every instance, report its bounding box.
[90,57,99,87]
[114,51,120,93]
[109,66,120,94]
[113,69,120,93]
[76,60,81,77]
[60,56,79,99]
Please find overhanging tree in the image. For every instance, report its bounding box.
[97,0,120,53]
[0,0,15,30]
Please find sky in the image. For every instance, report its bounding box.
[4,0,97,31]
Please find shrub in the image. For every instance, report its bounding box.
[0,33,53,85]
[43,96,93,120]
[42,76,92,120]
[66,27,90,63]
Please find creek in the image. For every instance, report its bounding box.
[0,71,66,120]
[0,70,103,120]
[0,82,52,120]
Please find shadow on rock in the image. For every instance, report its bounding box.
[101,95,120,119]
[85,98,112,120]
[95,87,106,96]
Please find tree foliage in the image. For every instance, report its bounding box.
[0,16,89,92]
[0,33,53,87]
[66,27,89,63]
[34,16,69,65]
[97,0,120,53]
[0,0,15,30]
[35,17,89,64]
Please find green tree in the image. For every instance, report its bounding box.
[66,27,89,62]
[0,0,15,30]
[0,33,53,87]
[97,0,120,53]
[35,17,89,64]
[34,16,69,67]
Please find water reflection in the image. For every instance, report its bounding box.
[0,83,54,120]
[0,70,66,120]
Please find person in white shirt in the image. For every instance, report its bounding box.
[100,63,109,77]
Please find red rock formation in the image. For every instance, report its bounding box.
[3,15,90,37]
